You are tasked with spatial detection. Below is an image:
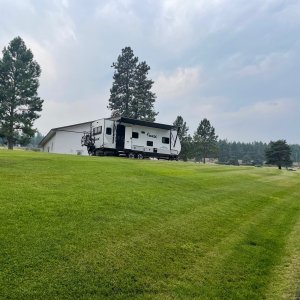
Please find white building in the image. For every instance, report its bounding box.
[39,121,93,155]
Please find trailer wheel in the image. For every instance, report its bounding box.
[128,153,135,159]
[137,153,144,159]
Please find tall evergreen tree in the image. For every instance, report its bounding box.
[193,118,218,163]
[108,47,138,118]
[108,47,157,120]
[265,140,292,169]
[132,61,157,121]
[0,37,43,149]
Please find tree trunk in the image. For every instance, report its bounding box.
[203,157,206,164]
[125,72,129,117]
[8,105,14,150]
[278,165,282,170]
[7,137,14,150]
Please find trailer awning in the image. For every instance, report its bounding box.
[112,117,175,130]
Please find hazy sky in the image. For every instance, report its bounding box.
[1,0,299,143]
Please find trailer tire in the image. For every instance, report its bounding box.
[128,153,135,159]
[137,153,143,159]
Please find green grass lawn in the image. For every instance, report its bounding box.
[0,150,300,300]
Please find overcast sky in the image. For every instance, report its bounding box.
[1,0,299,143]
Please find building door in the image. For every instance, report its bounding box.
[124,126,132,150]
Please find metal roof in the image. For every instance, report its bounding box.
[39,121,93,147]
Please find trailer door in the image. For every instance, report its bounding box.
[124,127,132,150]
[116,125,125,150]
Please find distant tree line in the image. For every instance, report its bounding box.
[217,140,267,165]
[0,131,43,148]
[173,115,300,167]
[290,144,300,166]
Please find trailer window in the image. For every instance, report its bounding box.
[132,132,139,139]
[162,137,170,144]
[147,141,153,146]
[106,127,112,135]
[93,126,102,135]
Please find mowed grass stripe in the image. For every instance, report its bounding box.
[265,215,300,300]
[0,150,300,299]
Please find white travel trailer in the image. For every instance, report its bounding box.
[81,117,181,159]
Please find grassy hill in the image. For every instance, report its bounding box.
[0,150,300,299]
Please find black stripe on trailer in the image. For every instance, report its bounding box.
[114,117,175,130]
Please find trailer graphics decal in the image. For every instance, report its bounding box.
[147,133,157,138]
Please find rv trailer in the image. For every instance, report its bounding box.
[81,117,181,159]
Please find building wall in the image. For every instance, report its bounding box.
[43,133,56,153]
[43,123,91,155]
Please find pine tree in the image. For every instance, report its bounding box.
[132,61,157,121]
[108,47,138,118]
[265,140,292,169]
[0,37,43,149]
[108,47,157,120]
[193,118,218,163]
